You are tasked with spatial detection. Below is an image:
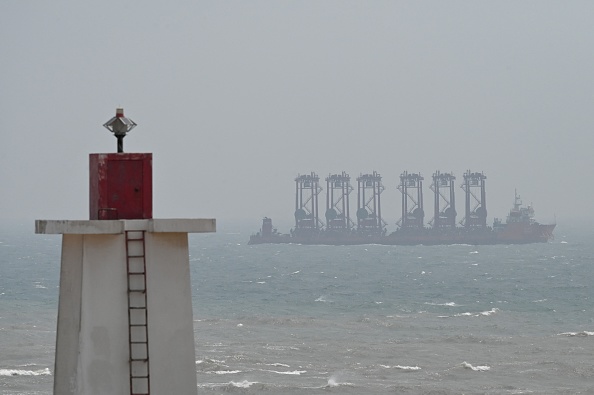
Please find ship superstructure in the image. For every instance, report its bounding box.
[249,169,555,246]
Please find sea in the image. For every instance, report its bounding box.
[1,219,593,394]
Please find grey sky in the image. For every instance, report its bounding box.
[2,1,593,230]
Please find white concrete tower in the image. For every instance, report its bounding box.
[36,109,215,395]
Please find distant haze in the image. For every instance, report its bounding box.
[2,2,592,229]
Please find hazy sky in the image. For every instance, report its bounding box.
[2,1,593,230]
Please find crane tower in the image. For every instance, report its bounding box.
[356,171,386,234]
[397,171,424,230]
[295,172,323,231]
[325,172,354,231]
[430,171,456,229]
[460,170,487,228]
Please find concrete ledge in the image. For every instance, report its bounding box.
[36,220,124,234]
[150,219,216,233]
[35,219,216,234]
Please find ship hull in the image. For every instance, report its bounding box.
[248,224,555,246]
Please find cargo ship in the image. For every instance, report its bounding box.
[248,170,555,246]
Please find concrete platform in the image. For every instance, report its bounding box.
[35,218,216,234]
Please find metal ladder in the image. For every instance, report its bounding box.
[125,231,150,395]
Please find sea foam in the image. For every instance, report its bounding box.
[462,362,490,371]
[230,380,257,388]
[453,308,499,317]
[262,369,306,375]
[326,376,355,387]
[425,302,458,307]
[380,364,421,371]
[0,368,51,376]
[558,331,594,337]
[395,365,421,371]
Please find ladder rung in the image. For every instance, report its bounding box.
[127,255,145,258]
[129,324,148,327]
[131,358,149,362]
[129,306,147,310]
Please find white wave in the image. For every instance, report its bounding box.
[196,358,228,368]
[558,331,594,337]
[0,368,51,376]
[263,345,299,351]
[454,308,499,317]
[462,362,490,371]
[560,241,568,244]
[479,308,499,316]
[395,365,421,371]
[230,380,257,388]
[326,376,355,387]
[381,364,421,371]
[213,370,242,374]
[315,295,331,303]
[291,270,300,274]
[425,302,458,307]
[266,363,290,367]
[469,251,479,254]
[262,369,306,375]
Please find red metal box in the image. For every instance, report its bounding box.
[89,153,152,220]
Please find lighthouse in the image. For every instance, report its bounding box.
[36,109,215,395]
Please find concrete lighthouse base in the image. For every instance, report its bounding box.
[36,219,215,395]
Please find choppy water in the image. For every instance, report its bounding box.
[1,220,593,394]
